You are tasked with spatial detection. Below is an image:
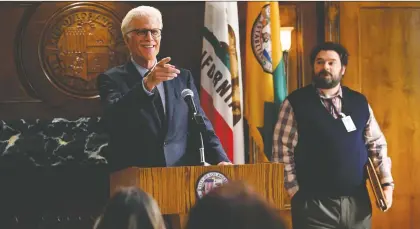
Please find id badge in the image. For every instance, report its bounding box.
[342,115,357,132]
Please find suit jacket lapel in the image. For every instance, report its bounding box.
[124,61,143,87]
[124,61,163,130]
[164,78,178,135]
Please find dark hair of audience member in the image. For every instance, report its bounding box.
[185,181,286,229]
[93,186,166,229]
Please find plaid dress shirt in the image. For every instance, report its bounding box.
[272,86,394,197]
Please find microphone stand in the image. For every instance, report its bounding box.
[191,113,209,166]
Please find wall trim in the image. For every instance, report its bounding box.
[324,2,340,42]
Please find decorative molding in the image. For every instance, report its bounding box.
[295,3,304,89]
[325,2,340,42]
[279,3,305,91]
[14,3,41,101]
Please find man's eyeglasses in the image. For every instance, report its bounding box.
[126,28,162,38]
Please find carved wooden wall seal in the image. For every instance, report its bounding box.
[17,2,132,103]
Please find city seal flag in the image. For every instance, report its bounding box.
[244,2,287,162]
[200,2,245,164]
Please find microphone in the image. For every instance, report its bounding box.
[181,89,206,130]
[181,89,198,115]
[181,88,208,166]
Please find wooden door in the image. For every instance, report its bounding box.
[333,2,420,228]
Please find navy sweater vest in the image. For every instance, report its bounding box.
[288,85,370,197]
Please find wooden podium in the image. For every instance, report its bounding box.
[110,163,291,228]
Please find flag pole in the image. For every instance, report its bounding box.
[283,50,289,93]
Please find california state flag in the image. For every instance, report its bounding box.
[200,2,245,164]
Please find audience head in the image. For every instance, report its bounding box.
[185,181,286,229]
[93,186,166,229]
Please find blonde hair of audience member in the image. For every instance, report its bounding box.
[185,181,286,229]
[93,186,166,229]
[121,5,163,41]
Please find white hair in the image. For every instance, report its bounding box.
[121,6,163,39]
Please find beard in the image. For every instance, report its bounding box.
[312,69,343,89]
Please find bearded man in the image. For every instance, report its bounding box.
[272,42,394,229]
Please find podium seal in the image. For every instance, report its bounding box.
[196,171,229,198]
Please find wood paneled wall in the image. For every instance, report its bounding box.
[329,2,420,228]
